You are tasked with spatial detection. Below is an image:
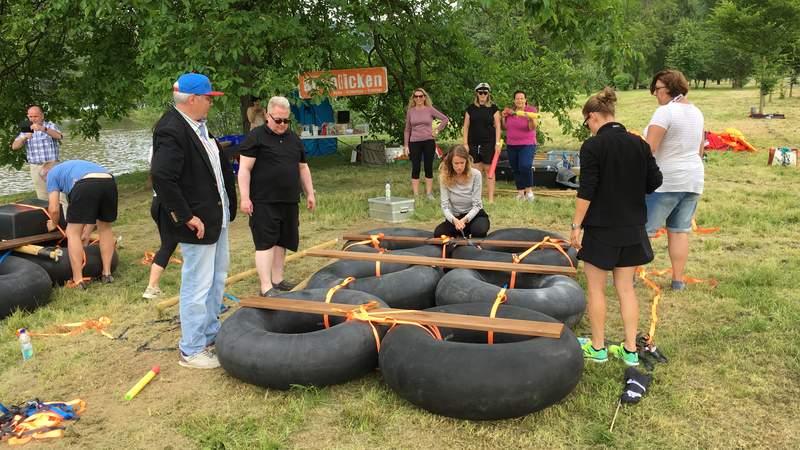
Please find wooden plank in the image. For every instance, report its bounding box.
[239,296,564,338]
[155,238,339,314]
[306,249,576,276]
[0,231,63,251]
[342,234,570,249]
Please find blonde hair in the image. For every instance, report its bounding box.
[439,145,473,188]
[407,88,433,108]
[582,87,617,118]
[473,91,493,107]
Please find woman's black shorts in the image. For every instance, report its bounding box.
[577,226,653,271]
[249,202,300,252]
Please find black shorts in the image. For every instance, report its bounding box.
[249,202,300,251]
[577,227,653,271]
[66,177,118,224]
[469,142,495,165]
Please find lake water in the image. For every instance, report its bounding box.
[1,120,151,196]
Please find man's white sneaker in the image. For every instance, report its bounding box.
[142,286,163,299]
[178,349,220,369]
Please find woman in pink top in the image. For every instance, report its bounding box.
[501,91,538,201]
[404,88,449,199]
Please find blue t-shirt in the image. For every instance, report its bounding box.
[46,160,109,194]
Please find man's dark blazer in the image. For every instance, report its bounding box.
[150,107,237,244]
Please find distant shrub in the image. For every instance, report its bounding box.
[612,73,634,91]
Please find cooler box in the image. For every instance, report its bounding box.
[0,199,64,240]
[368,197,414,223]
[495,159,514,181]
[495,160,559,187]
[532,161,559,188]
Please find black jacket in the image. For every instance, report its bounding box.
[150,107,237,244]
[578,122,662,228]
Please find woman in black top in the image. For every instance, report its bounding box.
[570,87,662,366]
[462,82,501,202]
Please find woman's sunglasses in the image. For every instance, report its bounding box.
[476,90,489,96]
[269,114,291,125]
[413,94,425,98]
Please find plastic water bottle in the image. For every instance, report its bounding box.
[17,328,33,361]
[385,179,392,200]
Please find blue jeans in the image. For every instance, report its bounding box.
[645,192,700,236]
[507,144,536,189]
[178,226,229,356]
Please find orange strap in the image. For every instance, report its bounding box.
[636,267,718,345]
[342,233,385,251]
[636,267,663,345]
[6,399,85,446]
[342,234,386,277]
[440,235,451,258]
[338,301,443,352]
[12,202,66,240]
[487,288,507,344]
[509,236,573,289]
[654,218,720,238]
[691,218,720,234]
[28,316,115,340]
[140,250,182,265]
[323,277,356,329]
[12,202,92,268]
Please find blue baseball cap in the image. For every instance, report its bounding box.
[173,73,224,96]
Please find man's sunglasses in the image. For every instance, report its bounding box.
[269,114,291,125]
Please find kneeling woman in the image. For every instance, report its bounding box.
[570,87,662,366]
[434,145,490,238]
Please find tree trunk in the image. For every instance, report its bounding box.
[759,92,765,114]
[703,79,707,88]
[240,95,252,135]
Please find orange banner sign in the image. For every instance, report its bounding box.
[299,67,388,98]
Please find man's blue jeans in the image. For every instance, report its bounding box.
[178,226,229,356]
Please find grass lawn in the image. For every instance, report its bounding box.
[1,86,798,449]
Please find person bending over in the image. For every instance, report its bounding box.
[434,145,490,238]
[44,159,118,289]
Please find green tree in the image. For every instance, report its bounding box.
[711,0,800,112]
[0,0,142,168]
[666,18,714,88]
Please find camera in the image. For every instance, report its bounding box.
[19,119,33,134]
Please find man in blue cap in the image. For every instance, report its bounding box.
[150,73,237,369]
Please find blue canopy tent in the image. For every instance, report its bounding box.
[290,93,337,157]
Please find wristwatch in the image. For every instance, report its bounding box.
[571,223,580,230]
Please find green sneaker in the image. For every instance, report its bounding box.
[581,340,608,363]
[609,343,639,366]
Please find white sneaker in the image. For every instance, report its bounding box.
[525,191,535,202]
[178,349,220,369]
[142,286,163,299]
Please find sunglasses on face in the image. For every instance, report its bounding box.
[269,114,291,125]
[413,94,425,98]
[476,91,489,95]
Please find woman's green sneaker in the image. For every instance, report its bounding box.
[609,343,639,366]
[580,340,608,363]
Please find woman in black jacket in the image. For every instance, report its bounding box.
[570,87,662,367]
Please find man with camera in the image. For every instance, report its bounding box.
[11,105,63,201]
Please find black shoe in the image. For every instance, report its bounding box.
[260,288,281,297]
[274,280,297,291]
[100,274,114,284]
